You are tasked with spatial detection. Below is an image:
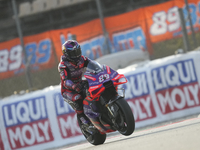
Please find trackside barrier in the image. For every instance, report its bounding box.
[1,51,200,150]
[118,50,200,128]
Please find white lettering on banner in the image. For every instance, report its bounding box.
[56,95,65,115]
[0,39,51,74]
[8,121,51,148]
[21,125,35,145]
[3,97,46,126]
[150,3,200,37]
[54,93,82,138]
[2,96,54,149]
[16,102,31,123]
[151,11,167,35]
[0,45,22,73]
[152,60,196,91]
[33,124,44,142]
[54,93,74,115]
[157,84,200,114]
[128,96,155,121]
[124,72,149,100]
[150,7,180,35]
[80,36,105,60]
[8,127,24,148]
[59,115,81,138]
[112,27,147,52]
[38,121,50,141]
[0,49,9,72]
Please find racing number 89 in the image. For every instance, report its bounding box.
[99,74,109,82]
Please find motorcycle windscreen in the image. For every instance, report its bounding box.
[85,60,103,75]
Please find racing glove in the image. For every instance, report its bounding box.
[72,82,85,93]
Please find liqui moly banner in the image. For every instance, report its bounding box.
[121,51,200,128]
[1,51,200,149]
[53,92,82,139]
[123,71,157,122]
[151,59,200,114]
[0,88,85,150]
[0,96,54,150]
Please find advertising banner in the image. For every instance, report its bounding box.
[50,19,104,60]
[0,32,55,80]
[105,8,152,54]
[0,51,200,149]
[121,51,200,127]
[2,0,200,80]
[50,8,151,61]
[145,0,184,43]
[122,71,157,122]
[53,92,82,139]
[1,96,54,150]
[151,59,200,115]
[146,0,200,43]
[0,87,85,150]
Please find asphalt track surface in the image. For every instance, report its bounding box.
[55,114,200,150]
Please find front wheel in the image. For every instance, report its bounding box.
[77,115,106,145]
[115,98,135,135]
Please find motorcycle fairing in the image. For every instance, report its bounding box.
[84,64,127,98]
[83,60,127,133]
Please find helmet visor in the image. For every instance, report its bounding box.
[67,47,82,58]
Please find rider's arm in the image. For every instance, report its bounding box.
[58,61,83,92]
[58,61,76,90]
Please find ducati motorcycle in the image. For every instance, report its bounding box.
[77,60,135,145]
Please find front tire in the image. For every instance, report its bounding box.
[77,115,106,145]
[115,98,135,135]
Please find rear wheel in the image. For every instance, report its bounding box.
[115,98,135,135]
[77,115,106,145]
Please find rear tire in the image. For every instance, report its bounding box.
[115,97,135,135]
[77,115,106,145]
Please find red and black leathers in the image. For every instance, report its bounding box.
[58,55,90,114]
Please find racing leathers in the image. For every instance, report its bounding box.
[58,55,90,116]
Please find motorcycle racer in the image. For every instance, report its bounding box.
[58,40,92,127]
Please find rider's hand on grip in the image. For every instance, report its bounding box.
[72,82,84,93]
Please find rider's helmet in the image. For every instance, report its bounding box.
[62,40,82,63]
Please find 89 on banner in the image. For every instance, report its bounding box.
[149,1,200,42]
[0,45,22,73]
[0,38,53,79]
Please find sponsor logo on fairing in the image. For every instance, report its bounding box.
[2,96,54,149]
[151,59,200,114]
[53,93,82,139]
[121,72,157,121]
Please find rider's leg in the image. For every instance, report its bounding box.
[62,90,91,125]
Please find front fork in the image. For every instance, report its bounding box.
[104,95,124,129]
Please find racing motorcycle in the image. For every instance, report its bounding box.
[77,60,135,145]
